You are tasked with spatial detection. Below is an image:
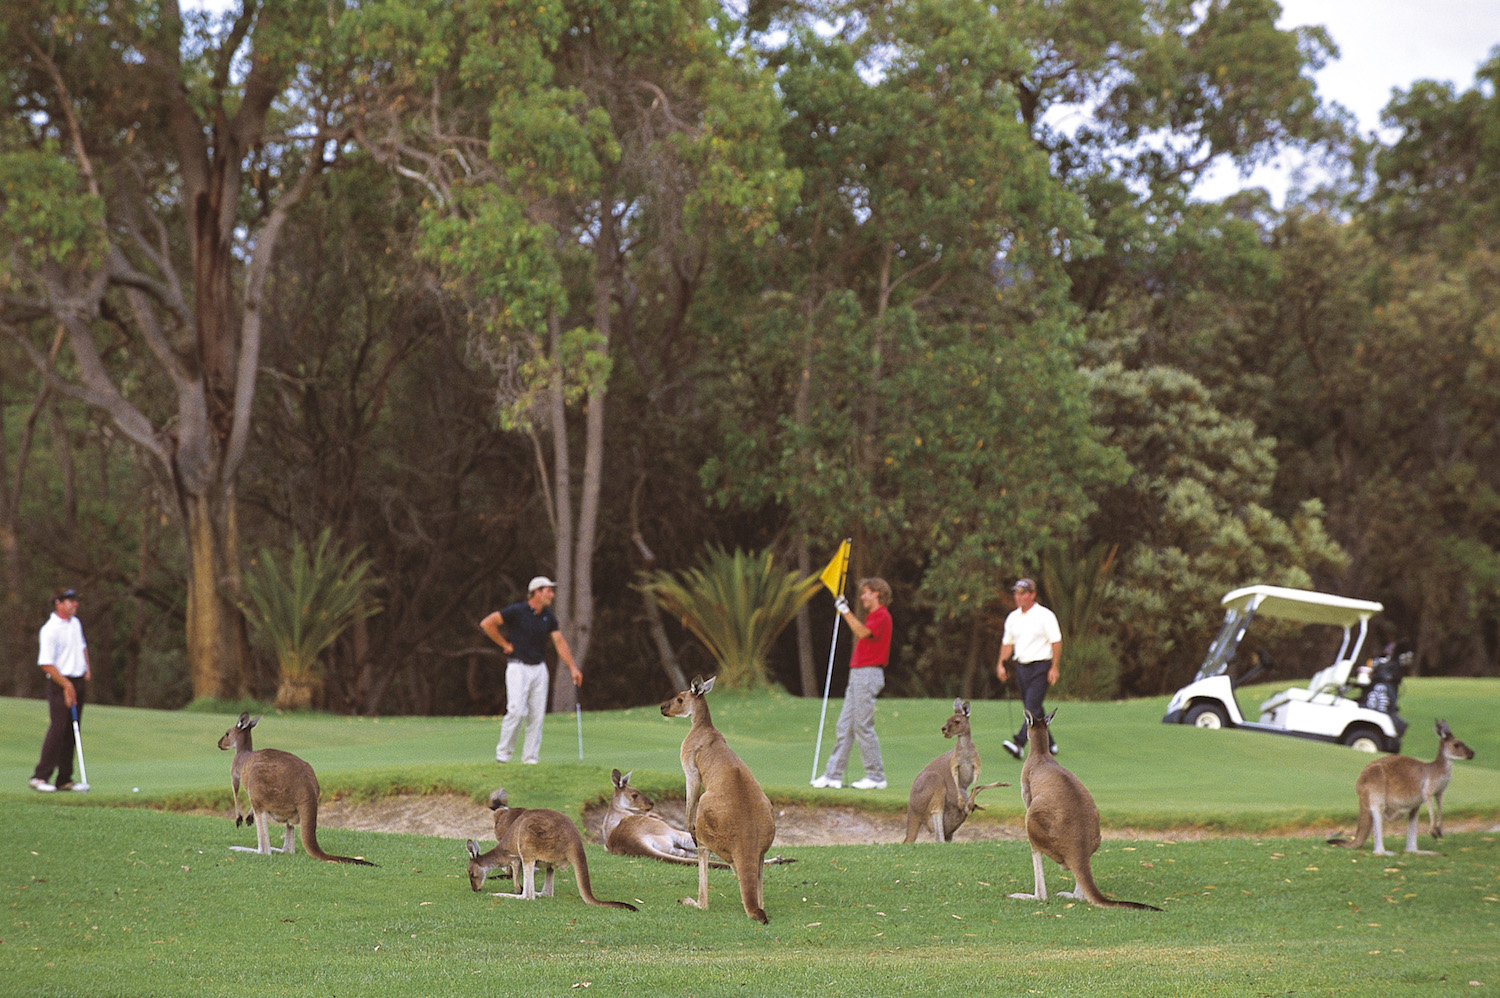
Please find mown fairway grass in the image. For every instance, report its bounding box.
[3,679,1497,996]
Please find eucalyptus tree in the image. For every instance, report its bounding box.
[352,0,795,707]
[1257,60,1500,677]
[0,0,354,699]
[707,0,1123,692]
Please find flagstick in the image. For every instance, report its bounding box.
[809,538,852,782]
[810,610,842,781]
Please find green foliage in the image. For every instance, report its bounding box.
[1041,543,1122,700]
[239,528,381,708]
[1084,363,1348,693]
[638,546,820,689]
[0,145,107,270]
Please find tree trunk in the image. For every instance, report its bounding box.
[182,489,251,700]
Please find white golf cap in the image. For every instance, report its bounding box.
[528,576,557,593]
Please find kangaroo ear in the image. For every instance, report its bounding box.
[466,840,481,860]
[621,770,632,785]
[1023,709,1036,726]
[695,675,715,695]
[1044,708,1058,726]
[961,699,971,716]
[611,768,624,786]
[244,714,261,729]
[237,711,250,725]
[952,697,963,713]
[1436,719,1450,737]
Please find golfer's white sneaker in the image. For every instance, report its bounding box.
[29,778,56,792]
[59,781,90,792]
[850,777,887,790]
[810,775,841,788]
[1002,740,1023,760]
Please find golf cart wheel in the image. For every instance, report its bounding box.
[1185,703,1228,729]
[1342,729,1381,753]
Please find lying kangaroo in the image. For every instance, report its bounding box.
[904,698,1008,843]
[1007,710,1159,911]
[466,787,636,910]
[661,676,777,923]
[602,769,796,869]
[1328,719,1475,855]
[603,768,730,867]
[216,712,375,866]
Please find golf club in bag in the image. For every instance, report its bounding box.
[71,703,91,792]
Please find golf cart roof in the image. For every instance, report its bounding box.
[1221,585,1383,628]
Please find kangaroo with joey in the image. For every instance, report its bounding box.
[1328,719,1475,855]
[602,769,796,869]
[216,712,375,866]
[660,676,777,923]
[466,787,637,910]
[1007,710,1159,911]
[904,698,1008,843]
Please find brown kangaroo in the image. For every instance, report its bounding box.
[904,698,1008,843]
[216,712,375,866]
[660,676,777,923]
[1007,710,1159,911]
[466,788,637,910]
[1328,719,1475,855]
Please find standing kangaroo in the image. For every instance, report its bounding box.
[466,788,637,910]
[660,676,777,923]
[904,699,1008,843]
[216,712,375,866]
[1007,710,1159,911]
[1328,719,1475,855]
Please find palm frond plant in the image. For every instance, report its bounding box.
[239,528,382,710]
[638,546,821,690]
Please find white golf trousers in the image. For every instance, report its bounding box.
[497,660,550,763]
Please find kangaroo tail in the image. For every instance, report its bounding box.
[1078,865,1161,912]
[649,850,732,869]
[300,803,377,866]
[573,850,638,911]
[735,858,769,924]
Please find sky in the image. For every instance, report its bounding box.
[1195,0,1500,202]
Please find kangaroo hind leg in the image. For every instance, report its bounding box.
[1008,849,1048,900]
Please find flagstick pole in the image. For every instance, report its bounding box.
[810,540,852,782]
[810,611,842,781]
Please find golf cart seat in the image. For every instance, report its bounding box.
[1275,658,1363,706]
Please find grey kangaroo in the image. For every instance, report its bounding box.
[904,698,1007,843]
[466,787,637,910]
[1328,719,1474,855]
[217,712,375,866]
[661,676,777,923]
[1008,710,1159,911]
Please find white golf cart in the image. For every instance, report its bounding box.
[1162,585,1407,753]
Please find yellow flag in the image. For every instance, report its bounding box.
[819,539,851,595]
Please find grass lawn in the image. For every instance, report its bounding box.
[3,679,1497,996]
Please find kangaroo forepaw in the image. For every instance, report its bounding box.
[235,815,244,828]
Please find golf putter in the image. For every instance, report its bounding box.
[71,703,91,791]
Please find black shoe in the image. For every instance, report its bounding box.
[1002,740,1022,760]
